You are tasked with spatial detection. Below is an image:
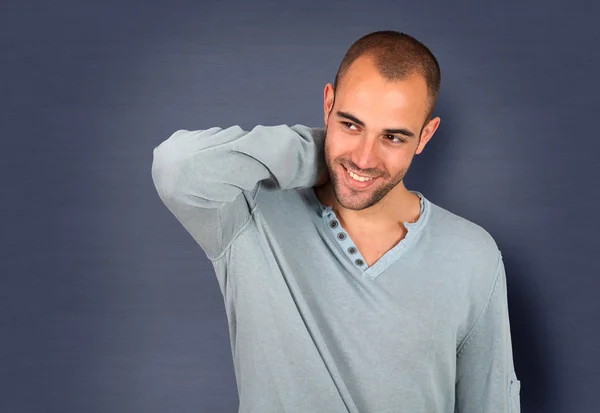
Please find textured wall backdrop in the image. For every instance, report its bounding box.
[1,1,599,412]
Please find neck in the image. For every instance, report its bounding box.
[315,181,421,233]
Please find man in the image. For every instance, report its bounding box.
[151,31,521,412]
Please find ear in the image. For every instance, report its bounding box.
[323,83,335,127]
[415,116,441,155]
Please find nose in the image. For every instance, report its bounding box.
[351,136,378,170]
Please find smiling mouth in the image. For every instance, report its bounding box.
[342,165,379,184]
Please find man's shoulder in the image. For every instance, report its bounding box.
[425,198,500,264]
[422,198,504,312]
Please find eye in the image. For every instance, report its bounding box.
[384,135,406,144]
[341,121,358,131]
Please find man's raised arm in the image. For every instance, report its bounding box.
[151,124,326,259]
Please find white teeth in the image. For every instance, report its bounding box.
[346,168,373,182]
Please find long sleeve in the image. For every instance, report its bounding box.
[151,124,326,259]
[455,256,521,413]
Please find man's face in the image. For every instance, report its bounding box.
[323,55,439,211]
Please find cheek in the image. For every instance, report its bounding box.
[382,152,412,174]
[325,132,348,159]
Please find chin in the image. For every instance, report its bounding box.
[332,185,380,211]
[335,175,401,212]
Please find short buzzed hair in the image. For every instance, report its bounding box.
[333,31,441,120]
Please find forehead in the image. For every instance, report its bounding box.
[336,56,430,125]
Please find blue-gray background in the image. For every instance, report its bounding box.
[2,0,599,412]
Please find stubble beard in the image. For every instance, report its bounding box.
[323,130,407,211]
[327,160,407,211]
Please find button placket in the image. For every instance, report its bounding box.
[323,213,368,270]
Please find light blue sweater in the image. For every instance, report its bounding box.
[151,124,521,412]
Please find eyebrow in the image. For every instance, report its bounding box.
[336,111,416,138]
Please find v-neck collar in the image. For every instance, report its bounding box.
[305,186,430,279]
